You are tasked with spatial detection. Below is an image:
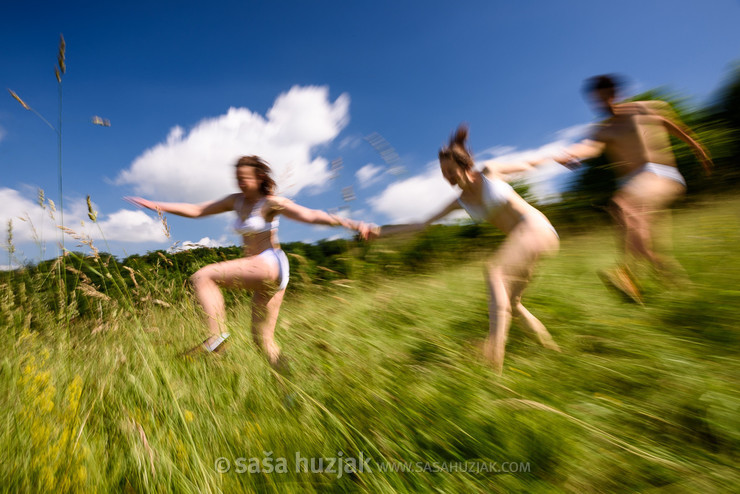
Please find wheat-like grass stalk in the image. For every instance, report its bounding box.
[156,251,173,266]
[66,265,92,285]
[155,207,170,239]
[7,89,30,110]
[58,226,99,257]
[57,34,66,75]
[86,195,97,223]
[122,266,139,289]
[76,282,111,301]
[5,219,15,269]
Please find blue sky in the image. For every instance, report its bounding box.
[2,0,739,266]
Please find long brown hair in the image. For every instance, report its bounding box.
[235,155,276,195]
[438,124,474,170]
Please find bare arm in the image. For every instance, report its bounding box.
[484,139,605,175]
[379,198,461,236]
[554,139,605,164]
[661,116,713,175]
[125,194,237,218]
[269,197,373,239]
[480,159,538,176]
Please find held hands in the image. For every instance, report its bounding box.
[354,221,381,241]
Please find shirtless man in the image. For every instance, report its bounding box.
[538,75,712,301]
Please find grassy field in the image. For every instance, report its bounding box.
[1,196,739,493]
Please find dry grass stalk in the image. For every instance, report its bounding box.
[66,265,92,285]
[155,207,170,239]
[86,195,97,222]
[77,282,110,301]
[7,89,30,110]
[132,419,156,476]
[57,34,66,74]
[122,266,139,288]
[6,219,15,257]
[58,225,99,257]
[139,295,171,308]
[156,251,173,266]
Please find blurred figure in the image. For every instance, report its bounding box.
[378,125,560,375]
[127,155,373,365]
[534,75,713,301]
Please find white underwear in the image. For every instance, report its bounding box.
[257,248,290,291]
[618,162,686,189]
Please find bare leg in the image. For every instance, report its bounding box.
[484,265,511,375]
[510,275,561,352]
[483,217,559,374]
[251,289,286,366]
[615,172,685,271]
[190,256,279,349]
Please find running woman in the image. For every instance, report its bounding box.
[532,75,713,302]
[127,155,373,364]
[377,125,560,375]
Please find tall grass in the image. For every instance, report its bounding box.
[0,196,738,492]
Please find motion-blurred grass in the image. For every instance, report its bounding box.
[1,196,738,493]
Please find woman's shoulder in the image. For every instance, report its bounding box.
[263,195,290,213]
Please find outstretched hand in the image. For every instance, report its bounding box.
[124,196,158,211]
[356,221,381,241]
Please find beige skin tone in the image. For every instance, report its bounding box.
[535,89,712,272]
[127,165,372,364]
[380,158,560,375]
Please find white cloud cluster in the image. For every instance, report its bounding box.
[0,187,168,250]
[116,85,350,202]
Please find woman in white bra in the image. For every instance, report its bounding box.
[378,125,560,374]
[127,155,373,363]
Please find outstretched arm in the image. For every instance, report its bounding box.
[551,139,605,166]
[661,116,713,175]
[482,139,604,177]
[480,159,539,176]
[125,194,237,218]
[270,197,374,239]
[379,198,461,236]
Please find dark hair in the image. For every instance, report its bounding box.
[582,74,624,96]
[438,124,474,170]
[235,155,276,195]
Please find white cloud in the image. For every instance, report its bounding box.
[0,188,168,253]
[93,209,169,243]
[338,135,364,150]
[355,163,385,188]
[368,162,461,224]
[554,123,593,142]
[116,85,349,202]
[170,236,227,252]
[476,145,516,160]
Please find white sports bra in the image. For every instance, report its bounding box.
[457,174,513,222]
[233,195,279,236]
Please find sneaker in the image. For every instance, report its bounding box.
[598,266,643,304]
[181,334,230,358]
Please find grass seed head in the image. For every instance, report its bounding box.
[8,89,31,110]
